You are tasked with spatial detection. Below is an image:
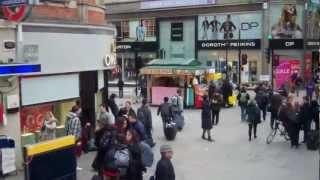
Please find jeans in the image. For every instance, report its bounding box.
[260,106,267,121]
[240,105,246,121]
[289,123,300,147]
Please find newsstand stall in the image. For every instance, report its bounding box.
[140,58,206,107]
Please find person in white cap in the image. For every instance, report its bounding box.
[155,145,175,180]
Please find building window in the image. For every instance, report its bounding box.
[121,20,129,39]
[143,19,155,37]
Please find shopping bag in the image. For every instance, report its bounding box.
[228,95,237,106]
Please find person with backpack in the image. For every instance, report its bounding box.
[137,98,155,147]
[128,111,147,141]
[125,129,145,180]
[201,95,213,142]
[171,92,184,131]
[157,97,173,128]
[154,145,175,180]
[211,92,223,125]
[246,99,261,141]
[237,87,250,122]
[255,89,268,121]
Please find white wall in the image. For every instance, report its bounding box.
[22,28,114,74]
[0,27,16,64]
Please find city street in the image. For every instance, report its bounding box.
[6,100,318,180]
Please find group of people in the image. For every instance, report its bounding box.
[61,94,176,180]
[238,82,319,147]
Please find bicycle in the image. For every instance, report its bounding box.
[266,120,290,144]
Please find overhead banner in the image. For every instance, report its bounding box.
[198,12,262,41]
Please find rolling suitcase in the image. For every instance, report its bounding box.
[174,113,185,131]
[164,122,177,141]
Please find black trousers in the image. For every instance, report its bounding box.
[260,106,267,121]
[248,123,257,139]
[212,110,220,125]
[270,111,279,129]
[289,123,300,147]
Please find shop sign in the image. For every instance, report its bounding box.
[1,0,29,22]
[116,42,158,53]
[171,23,183,41]
[141,0,215,10]
[306,40,320,49]
[103,54,116,67]
[198,39,261,50]
[269,39,303,49]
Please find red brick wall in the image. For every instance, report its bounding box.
[31,5,79,21]
[88,10,105,25]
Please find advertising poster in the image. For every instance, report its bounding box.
[117,19,156,42]
[198,12,262,40]
[270,4,304,39]
[275,59,300,89]
[304,53,313,82]
[20,104,53,133]
[306,0,320,39]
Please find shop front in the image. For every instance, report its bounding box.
[197,11,262,84]
[113,19,158,84]
[268,3,305,89]
[140,58,206,106]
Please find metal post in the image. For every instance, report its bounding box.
[225,38,229,80]
[238,29,241,86]
[121,54,125,81]
[271,49,274,90]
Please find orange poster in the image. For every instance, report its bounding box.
[20,104,53,133]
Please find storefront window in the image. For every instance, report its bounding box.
[121,21,129,39]
[143,19,156,37]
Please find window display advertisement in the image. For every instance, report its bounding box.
[20,104,53,133]
[116,19,156,42]
[275,59,300,89]
[306,0,320,48]
[198,12,262,41]
[270,4,304,39]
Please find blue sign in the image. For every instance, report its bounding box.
[0,64,41,75]
[0,0,27,6]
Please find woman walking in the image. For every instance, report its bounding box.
[211,92,223,125]
[246,100,261,141]
[201,95,213,142]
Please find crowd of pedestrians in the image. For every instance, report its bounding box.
[37,76,320,179]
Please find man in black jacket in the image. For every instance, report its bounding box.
[157,97,173,129]
[155,145,175,180]
[108,93,119,119]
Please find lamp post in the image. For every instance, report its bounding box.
[238,28,241,86]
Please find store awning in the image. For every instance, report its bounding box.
[140,58,206,75]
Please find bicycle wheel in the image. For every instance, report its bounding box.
[266,129,277,144]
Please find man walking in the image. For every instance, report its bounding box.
[137,98,155,147]
[155,145,175,180]
[158,97,173,129]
